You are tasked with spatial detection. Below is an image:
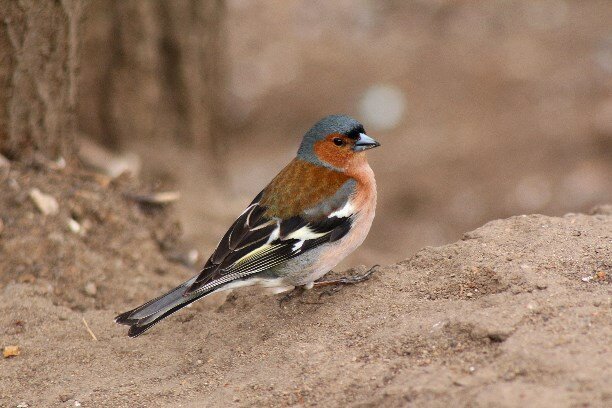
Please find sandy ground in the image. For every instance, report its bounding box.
[1,164,611,407]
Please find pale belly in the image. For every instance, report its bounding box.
[276,201,376,286]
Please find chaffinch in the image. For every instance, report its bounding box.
[116,115,380,337]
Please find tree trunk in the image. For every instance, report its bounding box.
[0,0,83,161]
[78,0,225,152]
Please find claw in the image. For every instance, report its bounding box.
[318,285,343,298]
[278,286,305,306]
[313,264,380,288]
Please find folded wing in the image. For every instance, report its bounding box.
[184,188,355,295]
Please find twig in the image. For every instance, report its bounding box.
[124,191,181,205]
[82,317,98,341]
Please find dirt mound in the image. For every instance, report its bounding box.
[0,163,191,313]
[1,164,610,407]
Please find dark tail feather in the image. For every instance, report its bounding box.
[115,279,211,337]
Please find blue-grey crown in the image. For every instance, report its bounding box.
[297,115,363,165]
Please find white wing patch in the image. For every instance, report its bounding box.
[292,240,304,251]
[285,226,327,241]
[328,201,355,219]
[266,222,281,243]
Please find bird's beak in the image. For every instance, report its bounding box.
[354,133,381,152]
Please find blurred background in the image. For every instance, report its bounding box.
[6,0,610,268]
[80,0,612,268]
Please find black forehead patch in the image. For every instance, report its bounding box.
[345,124,365,140]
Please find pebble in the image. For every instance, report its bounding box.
[487,329,512,342]
[452,376,474,387]
[59,394,73,403]
[167,248,199,267]
[3,345,21,358]
[29,188,59,216]
[84,282,97,297]
[0,153,9,168]
[535,282,548,290]
[67,218,81,234]
[8,178,20,191]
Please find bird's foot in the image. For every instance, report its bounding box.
[277,286,305,306]
[314,264,380,296]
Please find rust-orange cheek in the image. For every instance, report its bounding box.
[313,137,352,169]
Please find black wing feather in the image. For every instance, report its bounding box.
[185,185,356,295]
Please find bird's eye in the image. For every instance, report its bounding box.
[333,138,344,146]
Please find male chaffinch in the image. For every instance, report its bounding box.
[116,115,380,337]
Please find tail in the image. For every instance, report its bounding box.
[115,278,211,337]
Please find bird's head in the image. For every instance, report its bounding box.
[297,115,380,171]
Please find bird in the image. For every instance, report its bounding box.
[115,114,380,337]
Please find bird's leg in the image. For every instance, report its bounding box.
[277,286,305,306]
[314,264,379,290]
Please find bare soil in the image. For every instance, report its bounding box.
[1,164,610,407]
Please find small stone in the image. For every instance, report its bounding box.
[8,178,20,191]
[74,401,82,407]
[3,345,21,358]
[535,282,548,290]
[29,188,59,216]
[0,153,9,168]
[84,282,97,297]
[59,394,73,403]
[67,218,81,234]
[487,329,512,342]
[452,376,474,387]
[18,274,36,284]
[167,248,199,267]
[16,403,29,408]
